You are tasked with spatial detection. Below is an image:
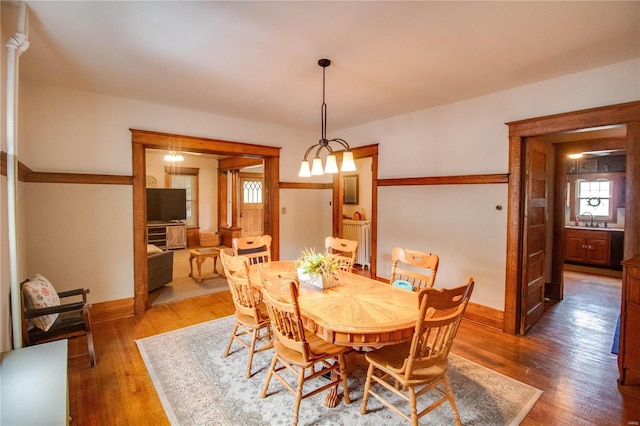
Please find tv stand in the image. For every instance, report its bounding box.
[147,222,187,250]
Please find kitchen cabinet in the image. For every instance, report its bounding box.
[565,228,611,266]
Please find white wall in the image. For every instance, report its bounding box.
[18,82,325,303]
[24,184,134,303]
[6,56,640,342]
[340,59,639,309]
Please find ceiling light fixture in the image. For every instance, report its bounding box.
[568,153,584,159]
[164,151,184,162]
[298,59,356,177]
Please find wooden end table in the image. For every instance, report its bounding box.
[189,248,223,282]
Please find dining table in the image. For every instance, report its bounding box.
[249,261,420,407]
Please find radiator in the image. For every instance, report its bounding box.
[342,220,371,269]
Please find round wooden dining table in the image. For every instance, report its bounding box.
[249,261,420,347]
[249,261,420,407]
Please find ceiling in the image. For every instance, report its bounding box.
[3,1,639,132]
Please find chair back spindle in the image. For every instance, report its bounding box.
[324,236,358,272]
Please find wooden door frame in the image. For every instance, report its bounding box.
[331,144,379,276]
[505,101,640,334]
[131,129,281,314]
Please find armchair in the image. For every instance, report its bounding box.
[20,275,96,367]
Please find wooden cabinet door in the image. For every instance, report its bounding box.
[620,257,640,385]
[565,232,587,262]
[166,225,186,249]
[586,236,610,265]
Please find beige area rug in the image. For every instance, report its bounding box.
[151,247,231,306]
[136,316,543,425]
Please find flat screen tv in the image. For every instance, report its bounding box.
[146,188,187,223]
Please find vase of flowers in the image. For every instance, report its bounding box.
[295,248,339,289]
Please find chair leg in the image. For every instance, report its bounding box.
[292,367,305,426]
[260,353,278,398]
[246,327,259,378]
[443,374,462,426]
[360,363,374,414]
[409,386,418,426]
[223,321,239,357]
[87,330,96,367]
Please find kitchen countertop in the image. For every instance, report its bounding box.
[565,225,624,232]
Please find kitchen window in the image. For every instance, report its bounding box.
[576,178,613,219]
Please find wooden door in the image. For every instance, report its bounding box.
[520,138,549,334]
[239,174,264,237]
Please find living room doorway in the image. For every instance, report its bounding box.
[131,129,281,315]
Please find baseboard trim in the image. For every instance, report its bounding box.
[91,298,135,324]
[464,302,504,330]
[563,263,622,278]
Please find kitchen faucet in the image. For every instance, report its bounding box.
[581,212,594,227]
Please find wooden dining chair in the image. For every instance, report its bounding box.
[220,251,273,378]
[324,236,358,272]
[390,247,440,291]
[259,275,351,426]
[360,278,474,426]
[232,235,272,265]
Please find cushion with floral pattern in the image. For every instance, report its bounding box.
[22,274,61,331]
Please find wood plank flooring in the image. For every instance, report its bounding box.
[68,271,640,425]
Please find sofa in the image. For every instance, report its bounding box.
[147,244,174,292]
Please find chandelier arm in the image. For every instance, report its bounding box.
[302,144,319,160]
[329,138,351,150]
[315,144,332,158]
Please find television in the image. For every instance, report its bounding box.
[146,188,187,223]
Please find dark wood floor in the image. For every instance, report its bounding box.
[68,271,640,425]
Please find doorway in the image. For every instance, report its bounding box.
[530,132,626,341]
[331,144,379,276]
[131,129,281,314]
[505,101,640,335]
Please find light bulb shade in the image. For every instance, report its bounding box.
[324,154,339,174]
[298,160,312,177]
[340,151,356,172]
[311,157,325,175]
[164,152,184,162]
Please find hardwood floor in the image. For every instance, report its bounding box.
[68,271,640,425]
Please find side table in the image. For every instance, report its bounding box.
[189,248,224,282]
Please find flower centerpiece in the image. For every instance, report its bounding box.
[295,248,339,289]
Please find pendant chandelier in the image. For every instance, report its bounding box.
[298,59,356,177]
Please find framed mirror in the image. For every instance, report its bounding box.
[343,174,359,205]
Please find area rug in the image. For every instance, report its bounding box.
[151,274,229,306]
[136,316,542,425]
